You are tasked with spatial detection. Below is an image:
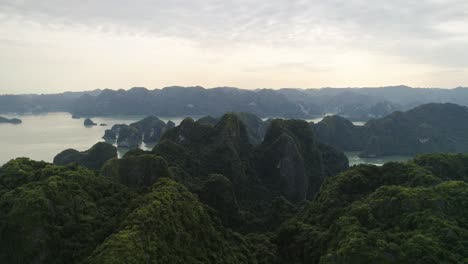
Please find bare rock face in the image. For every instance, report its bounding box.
[276,134,308,201]
[196,112,266,144]
[257,131,309,202]
[256,119,345,202]
[101,116,177,149]
[117,125,142,148]
[102,129,116,141]
[129,116,166,143]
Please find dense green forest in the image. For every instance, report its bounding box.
[1,113,467,263]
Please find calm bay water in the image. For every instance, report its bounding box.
[345,152,412,166]
[0,113,188,165]
[263,115,366,126]
[305,116,366,126]
[0,113,410,166]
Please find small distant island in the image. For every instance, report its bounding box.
[0,116,22,124]
[84,118,97,126]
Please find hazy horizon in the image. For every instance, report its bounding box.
[3,84,468,96]
[1,1,468,94]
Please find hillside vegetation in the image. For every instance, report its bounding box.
[0,113,467,263]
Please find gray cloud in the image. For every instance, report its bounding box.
[1,1,466,40]
[0,0,468,92]
[2,1,468,63]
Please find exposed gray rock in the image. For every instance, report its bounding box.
[102,129,117,141]
[102,116,177,149]
[117,125,142,148]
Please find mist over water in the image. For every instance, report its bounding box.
[0,113,187,165]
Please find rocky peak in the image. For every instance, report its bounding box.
[215,113,250,144]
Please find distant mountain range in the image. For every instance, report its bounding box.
[2,85,468,120]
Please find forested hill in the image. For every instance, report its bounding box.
[3,86,468,120]
[0,113,350,263]
[1,118,467,263]
[313,103,468,157]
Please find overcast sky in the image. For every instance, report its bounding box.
[1,0,468,93]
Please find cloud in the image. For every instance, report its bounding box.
[0,0,467,92]
[2,1,466,42]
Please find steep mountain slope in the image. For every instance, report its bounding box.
[156,114,347,203]
[53,142,117,170]
[312,103,468,157]
[103,116,175,148]
[362,103,468,157]
[312,115,368,151]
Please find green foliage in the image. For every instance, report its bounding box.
[155,114,348,231]
[277,154,468,263]
[0,159,135,264]
[0,158,49,190]
[312,103,468,157]
[191,174,241,227]
[313,115,368,151]
[101,154,172,188]
[245,233,280,264]
[362,103,468,157]
[122,148,152,157]
[53,142,117,170]
[412,153,468,182]
[86,178,254,264]
[4,113,468,264]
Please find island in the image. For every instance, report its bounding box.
[0,116,22,124]
[83,118,97,126]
